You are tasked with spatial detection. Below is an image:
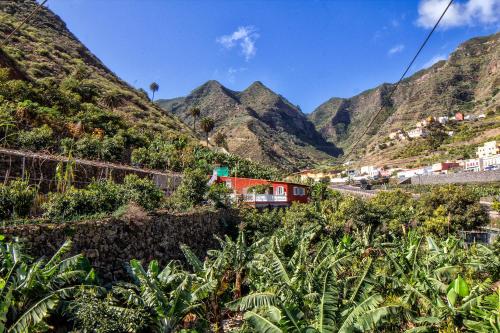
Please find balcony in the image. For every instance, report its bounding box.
[230,193,288,203]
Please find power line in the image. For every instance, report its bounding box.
[0,0,49,48]
[339,0,455,164]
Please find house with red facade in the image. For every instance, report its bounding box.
[215,176,309,208]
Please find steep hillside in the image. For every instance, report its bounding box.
[309,32,500,160]
[158,81,341,170]
[0,0,190,136]
[0,1,281,179]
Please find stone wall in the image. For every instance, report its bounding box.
[0,208,238,280]
[411,170,500,185]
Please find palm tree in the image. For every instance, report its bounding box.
[200,117,215,145]
[189,108,201,132]
[213,132,227,150]
[149,82,159,101]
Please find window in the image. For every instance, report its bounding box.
[275,186,285,195]
[293,186,305,196]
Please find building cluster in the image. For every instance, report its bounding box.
[388,112,486,140]
[295,141,500,184]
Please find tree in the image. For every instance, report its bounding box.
[200,117,215,145]
[213,132,227,149]
[189,107,201,132]
[149,82,159,101]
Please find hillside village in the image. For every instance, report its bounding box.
[0,1,499,332]
[296,112,500,184]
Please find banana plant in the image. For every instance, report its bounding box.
[0,237,98,333]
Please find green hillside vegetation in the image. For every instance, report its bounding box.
[0,1,277,179]
[0,184,497,332]
[309,33,500,163]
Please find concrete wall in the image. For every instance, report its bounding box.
[411,170,500,185]
[0,208,238,280]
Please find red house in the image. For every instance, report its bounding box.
[455,112,464,121]
[216,176,309,207]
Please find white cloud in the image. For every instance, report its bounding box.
[422,54,448,68]
[416,0,500,29]
[227,67,247,83]
[388,44,405,55]
[216,26,259,61]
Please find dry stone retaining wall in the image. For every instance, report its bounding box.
[411,170,500,185]
[0,208,238,280]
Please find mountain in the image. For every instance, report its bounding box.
[309,32,500,160]
[158,81,341,170]
[0,0,191,137]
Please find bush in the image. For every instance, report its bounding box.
[168,168,208,210]
[492,199,500,213]
[17,124,54,150]
[43,180,125,221]
[0,179,37,220]
[122,174,163,211]
[43,176,164,220]
[206,183,231,208]
[370,190,416,235]
[417,185,488,235]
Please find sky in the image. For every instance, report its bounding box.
[42,0,499,113]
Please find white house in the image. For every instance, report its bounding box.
[483,155,500,170]
[464,159,481,172]
[397,167,432,179]
[477,141,499,158]
[407,127,429,139]
[437,116,449,124]
[360,165,380,178]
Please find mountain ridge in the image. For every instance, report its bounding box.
[308,32,500,160]
[158,80,341,170]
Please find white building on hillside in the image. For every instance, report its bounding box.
[437,116,449,124]
[360,165,380,178]
[477,141,499,158]
[407,127,429,139]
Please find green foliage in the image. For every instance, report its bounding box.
[492,199,500,213]
[240,207,284,241]
[417,185,489,235]
[206,183,231,209]
[0,179,37,220]
[43,176,163,221]
[369,189,416,235]
[122,174,163,211]
[43,179,125,221]
[168,168,208,210]
[0,238,97,332]
[16,124,53,150]
[70,290,149,333]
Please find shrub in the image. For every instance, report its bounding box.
[17,124,54,150]
[43,180,125,221]
[206,183,231,208]
[241,207,284,241]
[122,174,163,211]
[0,179,37,220]
[168,168,208,210]
[370,190,416,235]
[417,185,488,235]
[492,199,500,213]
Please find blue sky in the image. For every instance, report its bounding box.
[43,0,499,113]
